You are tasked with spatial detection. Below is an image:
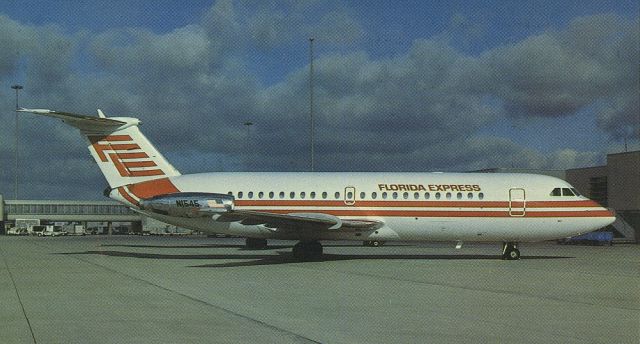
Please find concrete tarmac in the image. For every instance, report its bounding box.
[0,236,638,344]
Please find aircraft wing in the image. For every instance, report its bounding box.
[216,210,383,232]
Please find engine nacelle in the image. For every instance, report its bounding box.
[140,192,234,218]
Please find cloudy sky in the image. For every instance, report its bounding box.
[0,0,638,200]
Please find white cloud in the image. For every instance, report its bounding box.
[0,4,637,199]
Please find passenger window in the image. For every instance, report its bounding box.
[382,192,388,199]
[424,192,430,199]
[347,191,353,199]
[300,192,306,199]
[360,192,366,199]
[435,192,441,200]
[238,192,243,199]
[334,192,340,199]
[478,192,484,200]
[290,192,295,199]
[322,192,327,199]
[372,192,377,199]
[467,192,473,199]
[269,192,274,199]
[392,192,398,200]
[562,188,574,196]
[227,191,233,195]
[258,192,264,199]
[446,192,452,200]
[403,192,409,199]
[457,192,462,200]
[248,192,254,199]
[550,188,561,196]
[279,192,285,199]
[414,192,420,199]
[310,192,316,199]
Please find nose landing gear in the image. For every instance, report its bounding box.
[502,242,520,260]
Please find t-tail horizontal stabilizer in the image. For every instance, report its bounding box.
[17,108,132,133]
[18,107,180,189]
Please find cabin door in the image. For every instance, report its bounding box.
[509,188,526,217]
[344,186,356,206]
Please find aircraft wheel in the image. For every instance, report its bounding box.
[502,242,520,260]
[245,238,268,250]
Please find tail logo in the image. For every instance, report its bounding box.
[89,135,165,177]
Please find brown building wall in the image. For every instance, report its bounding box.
[566,166,608,205]
[607,151,640,211]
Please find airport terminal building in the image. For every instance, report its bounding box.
[565,151,639,243]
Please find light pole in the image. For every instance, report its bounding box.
[244,121,253,170]
[11,85,23,200]
[309,37,315,172]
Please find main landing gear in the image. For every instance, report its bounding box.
[292,241,323,261]
[245,238,268,250]
[502,242,520,260]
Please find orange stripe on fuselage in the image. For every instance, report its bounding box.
[234,199,604,208]
[118,187,139,206]
[127,178,180,199]
[240,209,613,218]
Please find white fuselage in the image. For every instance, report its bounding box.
[112,172,615,243]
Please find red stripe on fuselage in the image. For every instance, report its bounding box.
[118,187,139,206]
[234,199,604,209]
[127,178,180,199]
[238,209,613,218]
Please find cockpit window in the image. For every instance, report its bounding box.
[550,188,561,196]
[570,188,581,196]
[562,188,575,196]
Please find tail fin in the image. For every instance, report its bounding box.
[18,108,181,188]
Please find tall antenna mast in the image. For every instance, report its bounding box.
[309,37,315,172]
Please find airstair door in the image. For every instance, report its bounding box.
[509,188,526,217]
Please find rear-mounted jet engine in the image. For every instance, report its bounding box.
[139,192,234,217]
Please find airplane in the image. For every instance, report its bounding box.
[18,107,616,260]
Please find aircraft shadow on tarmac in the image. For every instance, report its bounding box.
[97,243,399,250]
[58,249,573,268]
